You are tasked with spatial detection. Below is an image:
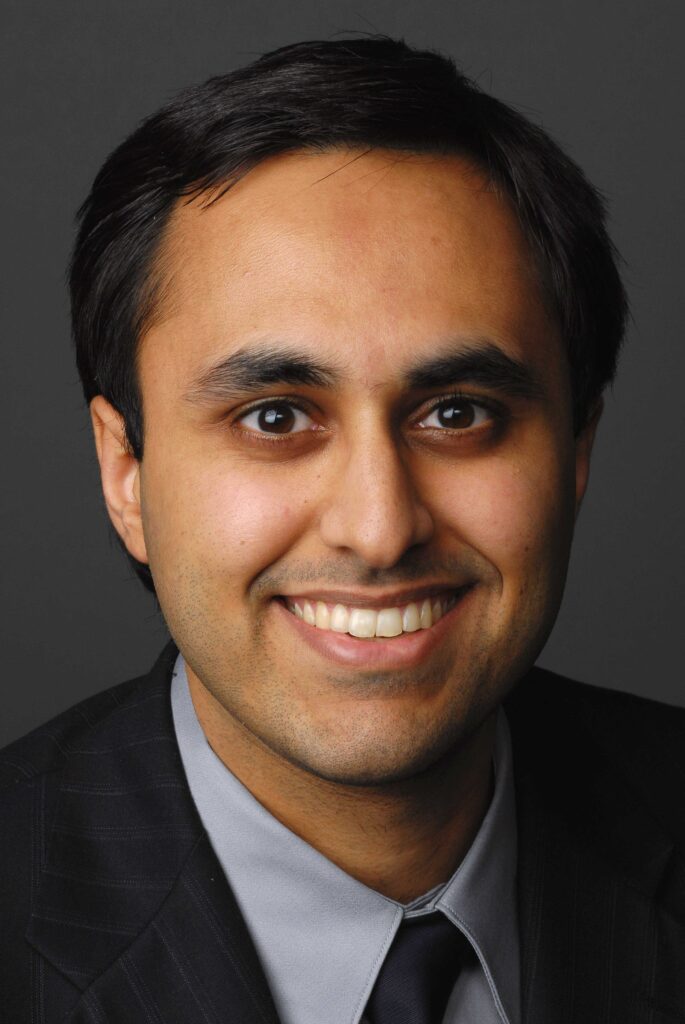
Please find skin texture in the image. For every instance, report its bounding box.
[91,149,600,901]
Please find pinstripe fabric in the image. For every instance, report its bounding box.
[507,674,685,1023]
[1,645,279,1024]
[1,642,684,1023]
[64,835,279,1024]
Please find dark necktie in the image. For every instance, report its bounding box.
[363,911,465,1024]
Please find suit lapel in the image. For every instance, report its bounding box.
[65,833,280,1023]
[508,669,685,1024]
[26,643,280,1023]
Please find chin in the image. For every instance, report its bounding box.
[295,755,442,789]
[279,715,481,789]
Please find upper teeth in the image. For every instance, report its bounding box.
[285,595,457,638]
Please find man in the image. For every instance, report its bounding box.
[1,35,683,1024]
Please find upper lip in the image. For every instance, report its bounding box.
[277,583,471,609]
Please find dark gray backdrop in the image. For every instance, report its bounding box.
[2,0,683,747]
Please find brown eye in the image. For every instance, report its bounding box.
[436,401,475,428]
[419,398,491,430]
[238,401,315,435]
[257,404,295,433]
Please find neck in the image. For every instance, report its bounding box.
[187,672,497,904]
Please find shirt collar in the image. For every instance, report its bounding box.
[171,655,518,1024]
[435,703,519,1023]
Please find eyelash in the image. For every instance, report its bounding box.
[231,393,505,444]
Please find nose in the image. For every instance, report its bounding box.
[318,427,434,569]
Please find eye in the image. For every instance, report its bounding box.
[418,397,494,431]
[237,401,316,435]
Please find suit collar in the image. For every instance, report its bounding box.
[26,642,279,1022]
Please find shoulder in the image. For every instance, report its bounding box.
[510,663,685,756]
[0,642,177,836]
[506,664,685,843]
[0,641,179,836]
[0,676,143,790]
[0,644,178,790]
[0,643,179,1016]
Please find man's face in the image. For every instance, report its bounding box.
[114,149,596,785]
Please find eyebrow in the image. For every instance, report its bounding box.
[403,340,545,400]
[184,345,342,404]
[184,337,544,405]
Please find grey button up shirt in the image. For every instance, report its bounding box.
[171,656,520,1024]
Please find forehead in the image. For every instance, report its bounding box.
[140,148,560,390]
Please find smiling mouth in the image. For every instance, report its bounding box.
[279,588,467,639]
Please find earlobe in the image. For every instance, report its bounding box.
[89,396,149,564]
[574,398,603,518]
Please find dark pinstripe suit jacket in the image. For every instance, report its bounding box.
[1,642,684,1023]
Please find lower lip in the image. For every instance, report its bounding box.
[272,589,473,670]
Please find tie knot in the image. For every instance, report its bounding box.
[364,911,466,1024]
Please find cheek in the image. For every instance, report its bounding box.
[433,450,575,582]
[142,455,311,587]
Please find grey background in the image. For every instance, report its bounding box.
[1,0,683,747]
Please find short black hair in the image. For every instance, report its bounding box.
[71,35,628,594]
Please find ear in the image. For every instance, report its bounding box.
[90,396,149,564]
[574,397,603,518]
